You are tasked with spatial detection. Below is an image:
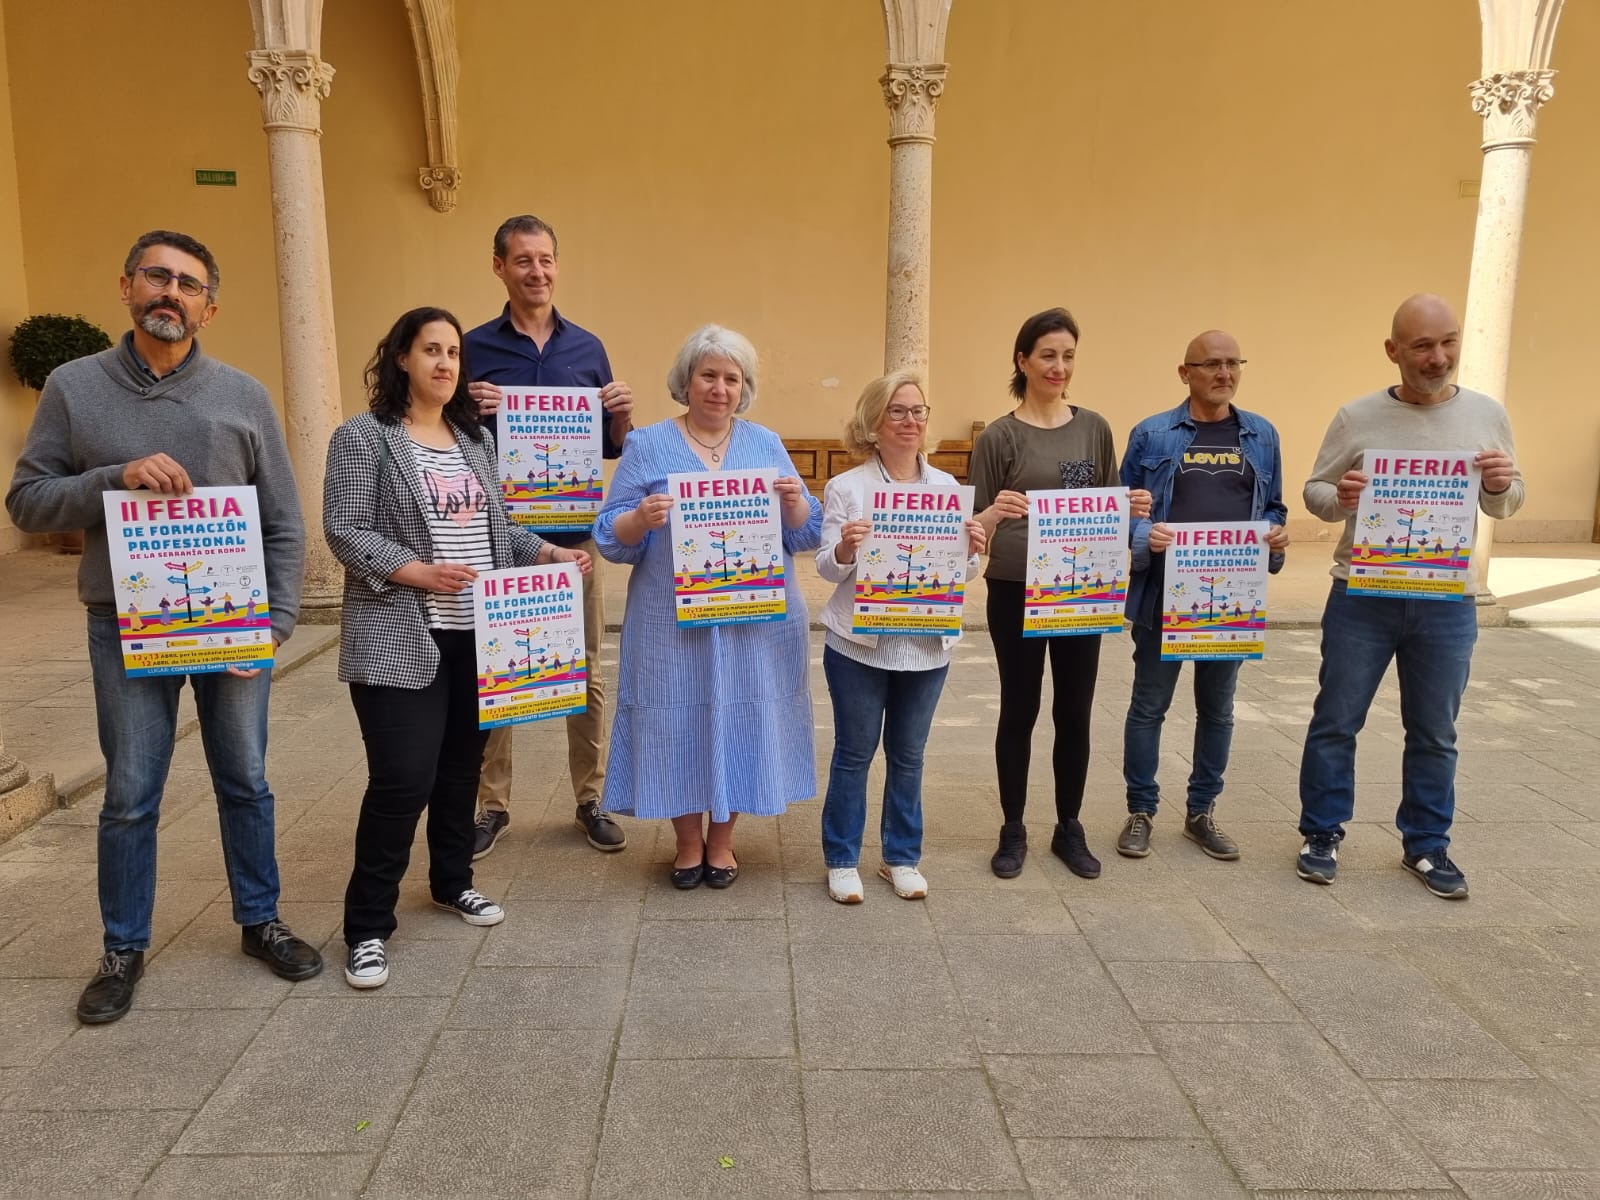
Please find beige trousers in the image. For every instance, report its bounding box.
[477,539,607,813]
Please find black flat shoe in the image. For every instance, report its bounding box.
[704,860,739,889]
[671,857,705,889]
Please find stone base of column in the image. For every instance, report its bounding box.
[1474,589,1511,627]
[1,767,58,847]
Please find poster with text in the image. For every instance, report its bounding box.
[102,486,275,676]
[496,388,604,532]
[852,483,973,637]
[1022,487,1131,637]
[668,469,785,627]
[473,563,587,728]
[1347,449,1480,601]
[1160,521,1270,660]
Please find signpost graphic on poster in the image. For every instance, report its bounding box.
[851,483,974,637]
[102,486,275,676]
[1022,487,1131,637]
[668,469,785,627]
[1160,521,1271,660]
[1347,449,1481,601]
[495,387,604,532]
[473,563,587,729]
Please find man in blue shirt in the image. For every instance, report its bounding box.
[465,214,634,858]
[1116,330,1289,862]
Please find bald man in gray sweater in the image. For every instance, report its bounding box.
[1294,294,1523,901]
[7,230,322,1023]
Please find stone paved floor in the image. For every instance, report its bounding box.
[4,620,1600,1197]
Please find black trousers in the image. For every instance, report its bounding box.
[344,630,487,945]
[986,578,1101,825]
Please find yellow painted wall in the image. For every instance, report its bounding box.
[4,0,1596,540]
[0,0,31,551]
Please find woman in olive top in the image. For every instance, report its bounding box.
[971,308,1150,880]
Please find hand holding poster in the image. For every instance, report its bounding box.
[668,469,785,627]
[102,486,275,676]
[1022,487,1131,637]
[1347,449,1480,601]
[496,388,604,532]
[852,483,973,637]
[473,564,587,728]
[1160,521,1270,660]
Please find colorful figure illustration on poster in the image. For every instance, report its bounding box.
[496,389,605,531]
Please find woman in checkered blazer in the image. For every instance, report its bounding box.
[323,307,592,990]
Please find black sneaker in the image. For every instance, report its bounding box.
[575,800,626,852]
[472,809,510,861]
[1402,851,1469,900]
[76,949,144,1024]
[1296,834,1339,884]
[1051,819,1101,879]
[1184,808,1240,861]
[991,821,1028,878]
[433,888,506,926]
[241,918,323,980]
[345,939,389,989]
[1116,813,1154,858]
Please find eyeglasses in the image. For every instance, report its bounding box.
[134,266,212,298]
[1183,359,1247,373]
[885,404,932,423]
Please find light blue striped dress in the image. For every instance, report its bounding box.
[594,418,823,821]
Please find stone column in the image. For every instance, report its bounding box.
[246,2,344,619]
[1460,0,1565,576]
[880,1,952,379]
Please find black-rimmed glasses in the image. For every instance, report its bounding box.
[135,266,212,298]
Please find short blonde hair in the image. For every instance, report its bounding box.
[665,325,758,414]
[844,371,932,457]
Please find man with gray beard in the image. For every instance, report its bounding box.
[7,230,321,1023]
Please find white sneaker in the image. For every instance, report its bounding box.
[827,867,865,904]
[434,888,506,926]
[345,938,389,989]
[878,863,928,899]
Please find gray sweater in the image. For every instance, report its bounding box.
[1303,385,1524,595]
[6,334,305,643]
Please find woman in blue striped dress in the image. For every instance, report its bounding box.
[594,325,822,889]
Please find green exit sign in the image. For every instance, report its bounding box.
[194,169,237,187]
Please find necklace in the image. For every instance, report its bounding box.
[874,452,924,484]
[682,418,734,463]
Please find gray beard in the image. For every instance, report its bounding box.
[137,308,190,343]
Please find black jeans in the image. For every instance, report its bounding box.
[344,630,487,945]
[986,578,1101,825]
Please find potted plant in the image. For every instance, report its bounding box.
[8,314,113,553]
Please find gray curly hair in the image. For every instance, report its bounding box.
[665,325,758,414]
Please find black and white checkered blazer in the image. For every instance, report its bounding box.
[323,412,545,688]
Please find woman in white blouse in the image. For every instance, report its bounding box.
[815,372,986,902]
[323,307,589,989]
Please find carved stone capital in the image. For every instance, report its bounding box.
[246,49,335,134]
[1470,69,1556,148]
[881,62,946,146]
[418,164,462,213]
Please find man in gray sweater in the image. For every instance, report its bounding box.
[1296,293,1524,900]
[6,230,322,1023]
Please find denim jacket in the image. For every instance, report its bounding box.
[1120,400,1289,628]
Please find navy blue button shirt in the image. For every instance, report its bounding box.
[464,304,620,547]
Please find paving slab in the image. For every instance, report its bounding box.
[986,1053,1204,1139]
[0,1110,189,1200]
[1151,1021,1451,1191]
[802,1068,1025,1192]
[1014,1136,1248,1199]
[365,1029,611,1199]
[136,1154,373,1199]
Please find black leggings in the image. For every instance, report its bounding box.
[986,578,1101,824]
[344,630,488,945]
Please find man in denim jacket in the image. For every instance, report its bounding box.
[1115,330,1289,861]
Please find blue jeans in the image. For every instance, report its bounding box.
[821,645,948,868]
[87,614,281,951]
[1298,583,1478,856]
[1123,621,1240,815]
